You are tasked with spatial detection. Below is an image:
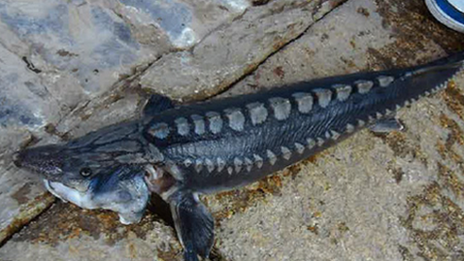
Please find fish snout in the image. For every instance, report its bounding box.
[12,148,42,169]
[12,145,65,176]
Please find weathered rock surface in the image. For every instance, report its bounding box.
[205,0,464,260]
[139,0,345,101]
[0,202,184,261]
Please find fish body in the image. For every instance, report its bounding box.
[14,52,464,261]
[144,53,464,194]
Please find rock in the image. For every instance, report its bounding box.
[0,202,184,261]
[139,0,346,101]
[205,0,464,260]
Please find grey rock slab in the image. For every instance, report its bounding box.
[139,0,346,101]
[113,0,250,48]
[0,0,249,96]
[0,0,252,133]
[0,44,83,130]
[0,202,184,261]
[0,0,155,95]
[204,0,464,260]
[56,89,144,141]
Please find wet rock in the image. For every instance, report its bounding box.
[204,0,464,260]
[139,0,346,101]
[0,203,184,261]
[114,0,250,48]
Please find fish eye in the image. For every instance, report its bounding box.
[79,167,92,177]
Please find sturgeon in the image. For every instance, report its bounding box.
[14,52,464,261]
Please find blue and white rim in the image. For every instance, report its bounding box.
[426,0,464,33]
[447,0,464,13]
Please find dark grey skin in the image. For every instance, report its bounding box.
[14,52,464,261]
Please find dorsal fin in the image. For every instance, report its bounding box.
[142,94,175,116]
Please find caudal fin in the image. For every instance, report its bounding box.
[425,51,464,67]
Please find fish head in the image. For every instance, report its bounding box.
[13,121,147,192]
[13,143,112,192]
[13,122,152,224]
[14,142,149,224]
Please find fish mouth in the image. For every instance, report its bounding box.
[44,180,69,202]
[43,180,96,209]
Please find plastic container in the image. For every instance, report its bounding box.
[426,0,464,33]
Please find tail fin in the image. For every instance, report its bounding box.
[402,51,464,88]
[425,51,464,67]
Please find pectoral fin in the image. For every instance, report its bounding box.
[142,94,174,116]
[91,167,149,225]
[170,192,214,261]
[369,117,404,133]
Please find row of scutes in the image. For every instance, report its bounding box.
[147,74,398,140]
[146,62,464,175]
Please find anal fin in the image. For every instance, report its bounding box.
[170,192,214,261]
[369,117,404,133]
[118,210,144,225]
